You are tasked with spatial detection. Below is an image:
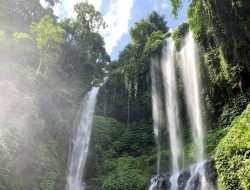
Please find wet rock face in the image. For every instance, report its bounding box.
[149,176,171,190]
[148,157,217,190]
[204,156,217,188]
[177,169,191,190]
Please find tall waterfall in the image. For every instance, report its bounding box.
[150,39,184,190]
[162,39,184,189]
[179,31,213,190]
[66,87,99,190]
[162,39,184,175]
[151,57,164,175]
[179,32,204,162]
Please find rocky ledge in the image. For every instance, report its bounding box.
[148,157,217,190]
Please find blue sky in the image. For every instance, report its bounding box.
[40,0,190,60]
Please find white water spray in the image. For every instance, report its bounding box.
[151,57,164,175]
[162,39,184,189]
[180,32,204,162]
[66,87,99,190]
[162,39,184,175]
[184,161,215,190]
[180,32,213,190]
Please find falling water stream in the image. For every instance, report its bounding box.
[180,32,204,162]
[150,39,184,190]
[180,31,212,190]
[151,57,164,175]
[65,87,99,190]
[161,39,184,190]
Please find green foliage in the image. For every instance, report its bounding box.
[205,128,229,156]
[144,31,168,57]
[102,156,148,190]
[0,30,5,41]
[215,105,250,190]
[184,142,195,166]
[30,15,65,51]
[74,2,106,32]
[12,32,31,42]
[218,93,250,128]
[130,11,168,45]
[37,138,65,190]
[58,2,109,85]
[87,116,155,187]
[184,0,250,126]
[170,0,183,17]
[171,23,189,51]
[0,0,46,32]
[97,11,168,123]
[0,2,107,189]
[188,0,250,93]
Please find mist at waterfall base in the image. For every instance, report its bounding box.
[66,87,99,190]
[149,32,216,190]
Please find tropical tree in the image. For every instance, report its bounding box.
[30,15,65,75]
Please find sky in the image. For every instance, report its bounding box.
[40,0,190,60]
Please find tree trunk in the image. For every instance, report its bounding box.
[36,44,50,75]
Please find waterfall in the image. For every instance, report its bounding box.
[161,39,184,189]
[151,57,164,175]
[179,32,204,162]
[149,39,184,190]
[179,31,213,190]
[65,87,99,190]
[149,33,216,190]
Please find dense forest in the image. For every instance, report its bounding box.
[0,0,249,190]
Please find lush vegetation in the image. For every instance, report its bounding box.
[215,105,250,190]
[0,0,249,189]
[0,1,108,189]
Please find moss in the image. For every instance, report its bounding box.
[215,104,250,190]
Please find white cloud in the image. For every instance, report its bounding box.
[101,0,134,54]
[161,2,169,9]
[40,0,49,8]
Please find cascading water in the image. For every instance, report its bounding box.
[149,39,184,190]
[151,57,164,175]
[65,87,99,190]
[161,39,184,190]
[179,32,213,190]
[180,32,204,162]
[149,34,216,190]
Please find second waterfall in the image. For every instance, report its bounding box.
[150,32,215,190]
